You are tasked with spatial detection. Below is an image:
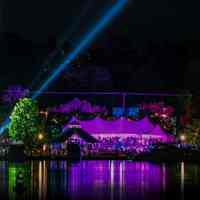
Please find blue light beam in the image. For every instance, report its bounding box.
[0,0,128,134]
[32,0,128,99]
[0,118,10,135]
[29,0,93,89]
[57,0,94,46]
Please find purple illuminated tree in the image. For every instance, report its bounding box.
[50,98,107,115]
[2,85,29,105]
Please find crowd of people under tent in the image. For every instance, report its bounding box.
[49,136,165,156]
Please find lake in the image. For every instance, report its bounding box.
[0,160,200,200]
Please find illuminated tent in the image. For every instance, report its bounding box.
[60,128,98,143]
[79,116,155,137]
[135,116,154,134]
[62,116,175,142]
[60,117,98,143]
[149,125,176,142]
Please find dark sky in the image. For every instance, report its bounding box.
[3,0,200,42]
[1,0,200,92]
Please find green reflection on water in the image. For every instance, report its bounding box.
[8,162,32,200]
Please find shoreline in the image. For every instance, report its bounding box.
[1,154,200,163]
[1,145,200,163]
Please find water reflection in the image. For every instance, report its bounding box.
[8,162,32,200]
[162,163,166,193]
[0,161,200,199]
[38,161,47,200]
[181,162,185,200]
[119,161,125,200]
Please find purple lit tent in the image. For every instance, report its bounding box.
[79,117,140,137]
[61,117,98,143]
[60,128,98,143]
[80,117,154,136]
[79,116,155,138]
[135,117,154,134]
[63,116,175,143]
[148,125,175,142]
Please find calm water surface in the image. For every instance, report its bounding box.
[0,160,200,200]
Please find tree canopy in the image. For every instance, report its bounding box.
[9,98,41,146]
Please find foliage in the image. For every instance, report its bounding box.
[47,124,62,142]
[184,119,200,145]
[9,98,41,147]
[140,102,176,133]
[2,85,29,105]
[49,98,108,115]
[140,102,175,117]
[175,94,193,135]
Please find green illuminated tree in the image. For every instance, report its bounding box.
[9,98,41,147]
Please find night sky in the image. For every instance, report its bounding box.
[1,0,200,93]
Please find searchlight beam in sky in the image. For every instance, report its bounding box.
[0,0,128,134]
[32,0,128,99]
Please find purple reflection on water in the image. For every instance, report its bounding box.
[65,161,166,200]
[2,161,200,200]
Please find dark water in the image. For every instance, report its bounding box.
[0,160,200,200]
